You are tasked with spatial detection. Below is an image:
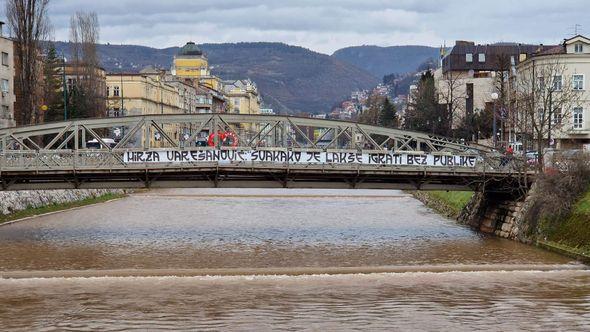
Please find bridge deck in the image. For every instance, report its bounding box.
[0,163,530,192]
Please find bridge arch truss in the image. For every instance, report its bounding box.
[0,114,527,192]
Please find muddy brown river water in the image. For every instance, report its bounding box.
[0,189,588,331]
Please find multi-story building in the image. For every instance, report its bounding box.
[106,73,181,116]
[260,108,275,115]
[513,35,590,150]
[222,79,261,115]
[222,79,261,135]
[0,22,15,128]
[106,73,182,145]
[63,62,107,118]
[435,40,554,135]
[171,42,223,93]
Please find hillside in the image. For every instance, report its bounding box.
[332,45,440,78]
[53,42,379,114]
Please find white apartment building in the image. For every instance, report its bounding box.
[436,40,552,142]
[515,35,590,150]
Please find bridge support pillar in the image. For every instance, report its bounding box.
[458,188,537,243]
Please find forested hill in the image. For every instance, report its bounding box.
[332,45,440,78]
[53,42,379,114]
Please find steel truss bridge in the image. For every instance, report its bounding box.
[0,114,529,192]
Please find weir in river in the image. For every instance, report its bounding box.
[0,189,588,330]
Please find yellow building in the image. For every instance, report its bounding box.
[222,79,261,115]
[222,79,261,135]
[171,42,222,92]
[106,73,182,146]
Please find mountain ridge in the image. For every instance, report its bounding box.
[52,41,441,114]
[332,45,440,78]
[53,41,380,114]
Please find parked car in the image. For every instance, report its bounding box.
[86,138,117,149]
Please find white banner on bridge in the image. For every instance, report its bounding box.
[123,150,478,168]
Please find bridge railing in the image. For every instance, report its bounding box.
[0,114,491,154]
[0,148,525,175]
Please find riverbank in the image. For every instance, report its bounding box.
[413,190,590,262]
[411,191,473,219]
[540,189,590,259]
[0,191,127,226]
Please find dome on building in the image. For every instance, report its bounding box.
[178,42,203,56]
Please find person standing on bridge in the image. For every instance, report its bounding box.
[501,146,514,167]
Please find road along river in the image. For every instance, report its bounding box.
[0,189,588,330]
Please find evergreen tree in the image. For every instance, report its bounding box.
[455,107,494,141]
[378,97,398,128]
[42,43,65,123]
[404,70,448,136]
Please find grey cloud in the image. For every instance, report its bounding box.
[42,0,587,54]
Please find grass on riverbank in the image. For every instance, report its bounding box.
[412,191,473,219]
[0,193,126,225]
[543,189,590,255]
[426,191,474,217]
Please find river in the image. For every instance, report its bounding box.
[0,189,588,331]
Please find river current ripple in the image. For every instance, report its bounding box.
[0,189,588,330]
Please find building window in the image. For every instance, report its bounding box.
[552,108,562,125]
[538,77,545,90]
[1,105,9,119]
[573,74,585,90]
[552,75,562,91]
[1,79,9,93]
[573,107,584,129]
[1,52,8,66]
[106,86,110,97]
[575,43,584,53]
[478,53,485,62]
[113,86,120,97]
[466,53,473,63]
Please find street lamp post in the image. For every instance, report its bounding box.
[62,55,68,120]
[491,92,499,147]
[119,65,124,113]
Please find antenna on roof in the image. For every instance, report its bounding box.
[567,24,583,36]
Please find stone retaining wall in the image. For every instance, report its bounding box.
[458,185,539,243]
[0,189,126,216]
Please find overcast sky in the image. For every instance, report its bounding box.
[35,0,588,54]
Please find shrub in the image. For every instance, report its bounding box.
[529,152,590,234]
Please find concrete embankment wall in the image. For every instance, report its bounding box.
[458,186,538,243]
[0,189,126,216]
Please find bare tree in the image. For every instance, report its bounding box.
[512,58,581,168]
[69,11,104,118]
[437,69,466,137]
[6,0,51,125]
[492,53,511,145]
